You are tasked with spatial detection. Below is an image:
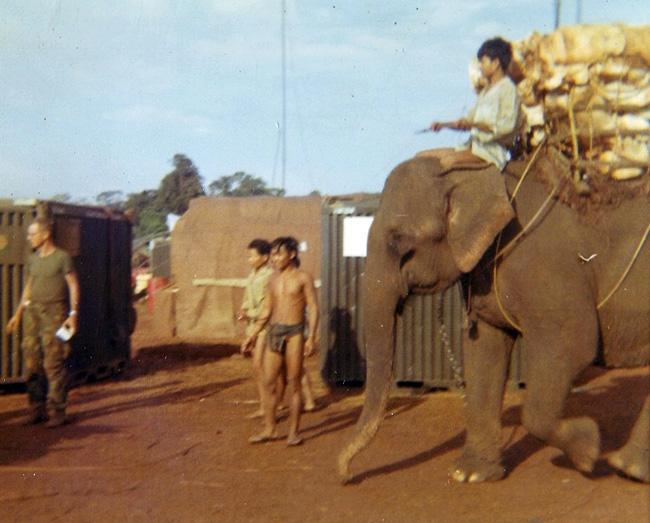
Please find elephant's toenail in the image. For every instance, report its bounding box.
[450,469,467,482]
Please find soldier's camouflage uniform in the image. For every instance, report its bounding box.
[22,301,71,416]
[22,247,75,419]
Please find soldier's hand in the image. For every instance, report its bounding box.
[63,315,77,336]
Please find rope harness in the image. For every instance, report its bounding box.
[440,143,648,388]
[491,142,649,331]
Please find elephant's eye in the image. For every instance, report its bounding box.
[423,219,445,242]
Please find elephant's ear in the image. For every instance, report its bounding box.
[447,169,515,273]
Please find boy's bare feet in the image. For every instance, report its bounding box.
[286,436,303,447]
[246,409,264,419]
[248,431,279,444]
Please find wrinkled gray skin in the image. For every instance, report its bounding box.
[338,154,649,484]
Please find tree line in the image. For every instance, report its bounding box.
[52,154,308,239]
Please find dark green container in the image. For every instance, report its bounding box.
[0,201,133,385]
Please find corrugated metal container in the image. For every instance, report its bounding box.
[0,201,132,385]
[320,197,525,389]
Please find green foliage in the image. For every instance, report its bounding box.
[155,154,205,214]
[96,190,125,209]
[208,171,285,197]
[124,189,166,239]
[50,193,72,202]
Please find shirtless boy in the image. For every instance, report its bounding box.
[242,236,319,446]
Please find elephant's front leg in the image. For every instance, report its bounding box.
[451,319,514,482]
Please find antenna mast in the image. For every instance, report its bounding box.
[281,0,287,191]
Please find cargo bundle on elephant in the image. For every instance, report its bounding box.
[510,24,649,195]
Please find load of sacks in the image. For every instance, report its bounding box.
[510,24,649,181]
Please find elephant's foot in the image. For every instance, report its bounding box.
[555,417,600,474]
[607,443,650,483]
[450,450,506,483]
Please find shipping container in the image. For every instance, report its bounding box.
[0,201,133,385]
[320,197,525,389]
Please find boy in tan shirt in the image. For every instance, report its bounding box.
[242,237,318,446]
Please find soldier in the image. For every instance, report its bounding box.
[6,217,80,427]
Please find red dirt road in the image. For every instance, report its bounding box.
[0,308,647,522]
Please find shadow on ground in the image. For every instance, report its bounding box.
[122,342,240,380]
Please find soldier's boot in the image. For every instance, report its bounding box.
[23,405,48,426]
[45,409,67,428]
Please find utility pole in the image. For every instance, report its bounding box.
[554,0,561,29]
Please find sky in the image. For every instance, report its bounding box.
[1,1,648,201]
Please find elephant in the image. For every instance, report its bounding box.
[337,151,650,484]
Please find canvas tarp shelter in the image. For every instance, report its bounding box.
[153,196,322,340]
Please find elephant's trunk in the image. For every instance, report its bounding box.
[338,243,404,483]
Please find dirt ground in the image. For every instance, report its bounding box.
[0,305,647,523]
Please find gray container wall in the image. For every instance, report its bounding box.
[0,202,132,384]
[320,201,525,389]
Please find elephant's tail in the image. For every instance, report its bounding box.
[337,355,394,483]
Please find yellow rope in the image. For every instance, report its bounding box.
[491,143,555,332]
[494,182,561,263]
[492,186,560,333]
[597,222,650,310]
[510,138,546,203]
[493,234,523,332]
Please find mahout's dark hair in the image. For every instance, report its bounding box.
[271,236,300,267]
[477,37,512,72]
[247,238,271,256]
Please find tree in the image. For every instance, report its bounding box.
[155,154,205,214]
[96,190,125,209]
[208,171,285,197]
[124,189,166,239]
[50,193,72,202]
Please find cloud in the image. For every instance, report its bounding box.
[103,105,216,136]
